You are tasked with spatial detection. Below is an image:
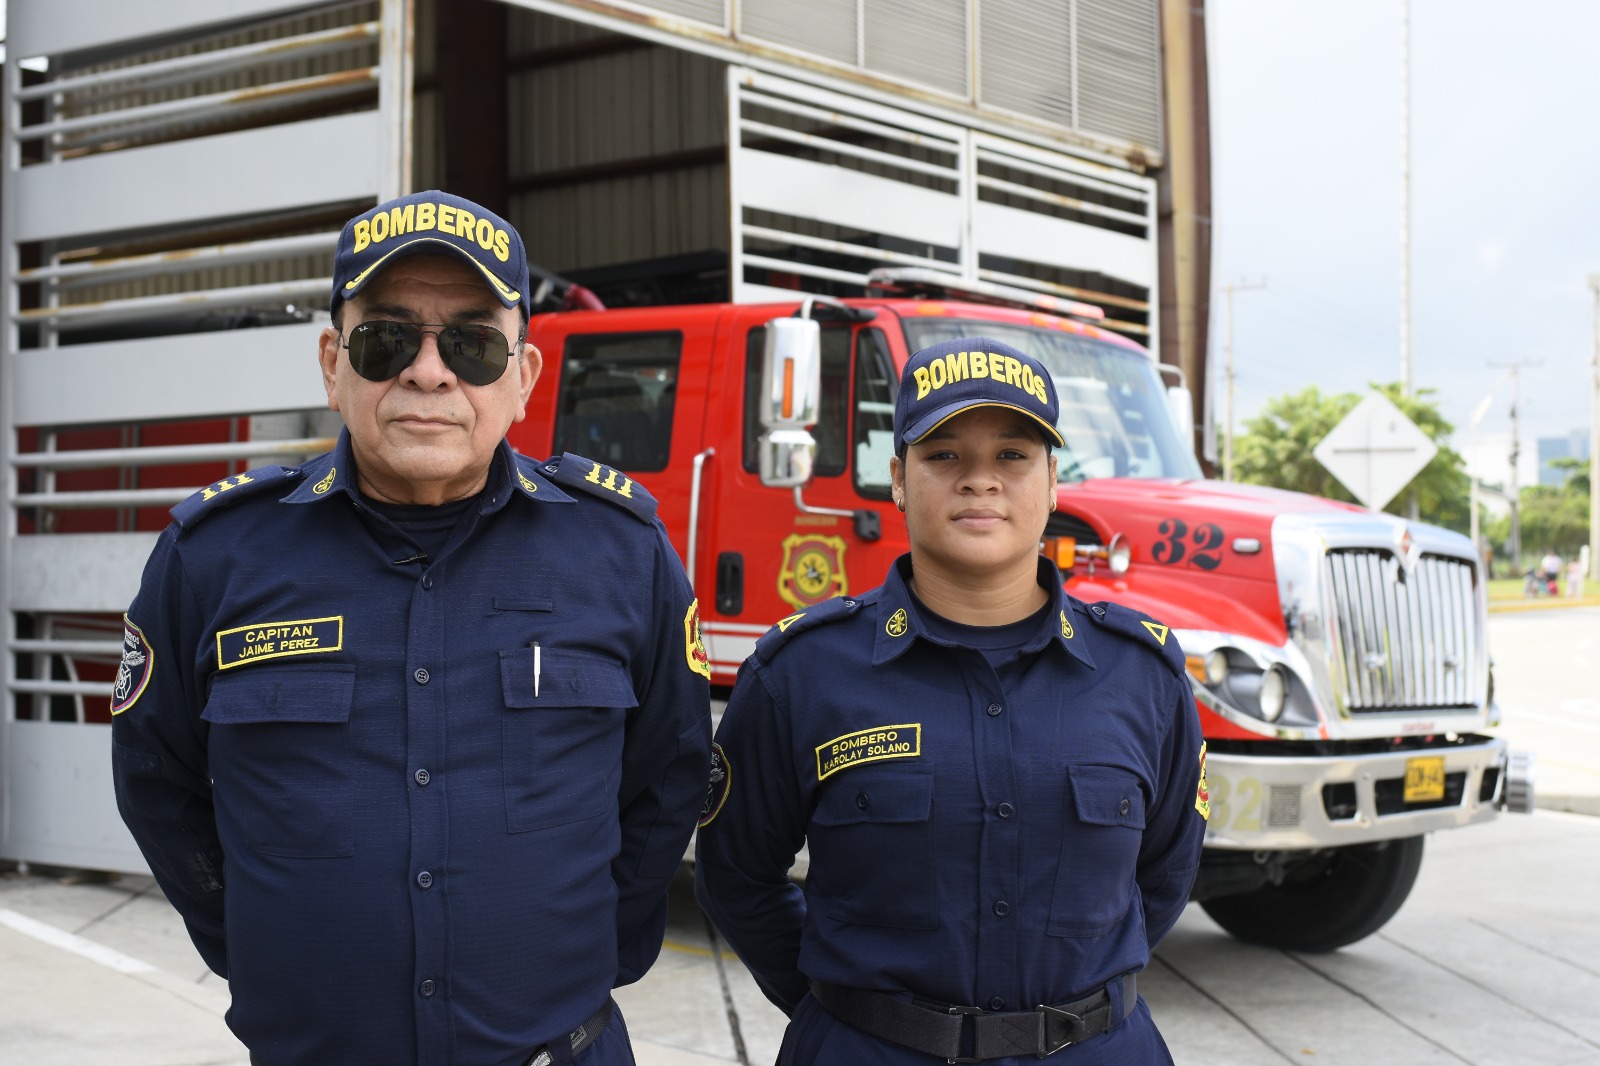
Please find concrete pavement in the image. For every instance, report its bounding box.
[3,604,1595,1064]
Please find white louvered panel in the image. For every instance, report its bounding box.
[978,0,1072,129]
[636,0,728,28]
[1074,0,1162,153]
[863,0,968,97]
[974,199,1152,288]
[7,0,316,58]
[741,0,858,66]
[740,151,961,250]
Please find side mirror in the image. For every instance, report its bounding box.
[757,316,823,488]
[1166,385,1195,457]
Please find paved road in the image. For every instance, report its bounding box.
[4,608,1595,1065]
[1484,605,1600,814]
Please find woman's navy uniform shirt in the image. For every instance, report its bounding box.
[111,432,711,1066]
[695,555,1207,1065]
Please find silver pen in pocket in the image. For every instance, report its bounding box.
[531,641,541,697]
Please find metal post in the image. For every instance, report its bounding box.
[1508,365,1520,565]
[1589,275,1599,581]
[1468,390,1496,565]
[1399,0,1412,398]
[1221,279,1265,482]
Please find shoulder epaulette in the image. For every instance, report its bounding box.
[541,452,657,523]
[171,466,303,529]
[754,596,864,663]
[1086,600,1186,677]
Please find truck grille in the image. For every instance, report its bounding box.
[1324,550,1483,711]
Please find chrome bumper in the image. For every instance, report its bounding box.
[1204,736,1518,850]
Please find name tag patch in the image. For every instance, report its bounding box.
[816,723,921,781]
[216,616,343,670]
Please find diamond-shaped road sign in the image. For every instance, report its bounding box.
[1313,391,1438,511]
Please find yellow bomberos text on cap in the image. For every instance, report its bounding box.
[894,335,1065,451]
[351,200,512,264]
[331,189,532,315]
[911,348,1050,406]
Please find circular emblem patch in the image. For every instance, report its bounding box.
[110,618,153,715]
[698,743,731,828]
[684,599,710,680]
[1060,611,1074,639]
[885,608,909,638]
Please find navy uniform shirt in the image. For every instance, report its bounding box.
[111,432,711,1066]
[695,555,1206,1065]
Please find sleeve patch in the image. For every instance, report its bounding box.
[698,743,731,828]
[110,617,154,715]
[1195,742,1211,821]
[684,599,711,679]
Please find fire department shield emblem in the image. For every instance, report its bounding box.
[777,533,848,611]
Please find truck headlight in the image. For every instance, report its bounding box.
[1259,666,1287,722]
[1205,650,1230,686]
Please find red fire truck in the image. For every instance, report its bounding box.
[509,267,1532,952]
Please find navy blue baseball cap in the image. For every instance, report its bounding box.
[331,190,531,316]
[895,336,1064,452]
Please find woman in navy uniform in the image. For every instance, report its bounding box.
[696,337,1208,1064]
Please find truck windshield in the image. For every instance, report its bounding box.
[902,319,1202,482]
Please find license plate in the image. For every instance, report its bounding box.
[1403,756,1446,803]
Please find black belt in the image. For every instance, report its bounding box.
[523,998,615,1066]
[809,974,1135,1062]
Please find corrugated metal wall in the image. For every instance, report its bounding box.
[501,8,729,275]
[531,0,1164,158]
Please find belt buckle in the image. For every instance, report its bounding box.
[945,1003,984,1065]
[1035,1004,1086,1057]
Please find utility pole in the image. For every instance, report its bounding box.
[1222,279,1266,481]
[1491,359,1543,567]
[1400,0,1413,398]
[1589,276,1600,581]
[1399,2,1419,521]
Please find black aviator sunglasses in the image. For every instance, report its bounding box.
[342,320,523,386]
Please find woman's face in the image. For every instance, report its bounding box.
[891,406,1058,584]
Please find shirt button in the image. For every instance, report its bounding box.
[1119,797,1131,815]
[417,871,432,889]
[422,575,433,590]
[855,793,870,809]
[988,997,1006,1011]
[986,702,1003,717]
[992,900,1010,917]
[997,802,1014,819]
[420,979,435,997]
[414,668,430,685]
[415,768,431,786]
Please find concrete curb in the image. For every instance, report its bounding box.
[1535,793,1600,818]
[1488,595,1600,614]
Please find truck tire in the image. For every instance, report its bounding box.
[1198,836,1424,952]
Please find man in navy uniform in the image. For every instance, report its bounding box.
[112,191,712,1066]
[696,337,1208,1063]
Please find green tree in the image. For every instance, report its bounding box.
[1231,382,1470,534]
[1485,457,1591,568]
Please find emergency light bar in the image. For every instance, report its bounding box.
[865,267,1107,323]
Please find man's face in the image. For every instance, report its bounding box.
[890,406,1058,584]
[318,254,540,505]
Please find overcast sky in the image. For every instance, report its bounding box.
[1208,0,1600,486]
[2,1,1590,487]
